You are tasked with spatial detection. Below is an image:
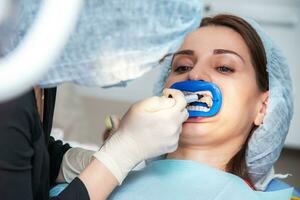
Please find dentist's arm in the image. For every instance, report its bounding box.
[61,89,188,200]
[78,159,119,200]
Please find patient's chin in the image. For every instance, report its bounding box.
[181,123,211,138]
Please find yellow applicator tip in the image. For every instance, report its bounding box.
[104,116,113,130]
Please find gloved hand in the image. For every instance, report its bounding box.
[59,116,121,183]
[93,88,188,184]
[58,116,121,183]
[60,147,95,183]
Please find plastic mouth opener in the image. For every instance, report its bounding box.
[170,80,222,117]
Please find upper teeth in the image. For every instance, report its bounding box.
[200,96,213,108]
[182,90,213,108]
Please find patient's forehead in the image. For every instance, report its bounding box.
[179,26,251,63]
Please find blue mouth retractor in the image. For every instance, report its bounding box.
[170,80,222,117]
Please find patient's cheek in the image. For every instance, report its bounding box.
[164,79,173,88]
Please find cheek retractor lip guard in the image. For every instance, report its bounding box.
[170,80,222,117]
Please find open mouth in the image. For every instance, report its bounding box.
[182,91,213,112]
[170,80,222,118]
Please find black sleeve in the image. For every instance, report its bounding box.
[0,89,90,200]
[44,87,89,199]
[50,178,90,200]
[48,137,71,186]
[42,87,71,186]
[0,91,36,200]
[44,87,89,200]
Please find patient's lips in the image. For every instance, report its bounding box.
[170,80,223,118]
[185,117,205,123]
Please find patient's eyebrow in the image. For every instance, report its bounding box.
[213,49,245,63]
[173,49,195,56]
[159,49,194,63]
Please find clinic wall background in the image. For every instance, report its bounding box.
[52,0,300,189]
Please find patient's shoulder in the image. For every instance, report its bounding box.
[265,179,300,198]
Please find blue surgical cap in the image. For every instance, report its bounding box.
[244,18,293,190]
[154,17,294,190]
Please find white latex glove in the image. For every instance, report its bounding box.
[93,88,188,184]
[60,115,121,183]
[61,147,96,183]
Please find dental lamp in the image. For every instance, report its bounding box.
[0,0,83,102]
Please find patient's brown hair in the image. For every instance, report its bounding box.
[200,14,268,186]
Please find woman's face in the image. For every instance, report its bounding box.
[165,26,268,147]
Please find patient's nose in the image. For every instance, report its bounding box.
[188,65,211,82]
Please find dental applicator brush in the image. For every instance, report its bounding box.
[185,94,203,104]
[168,93,203,104]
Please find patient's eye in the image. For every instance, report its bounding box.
[216,65,234,74]
[174,65,193,74]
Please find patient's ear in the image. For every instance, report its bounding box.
[254,91,269,126]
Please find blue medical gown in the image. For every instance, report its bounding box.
[108,160,292,200]
[50,160,293,199]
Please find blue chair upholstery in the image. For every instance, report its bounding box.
[49,183,68,197]
[265,179,300,198]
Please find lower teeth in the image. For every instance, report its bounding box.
[187,105,210,112]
